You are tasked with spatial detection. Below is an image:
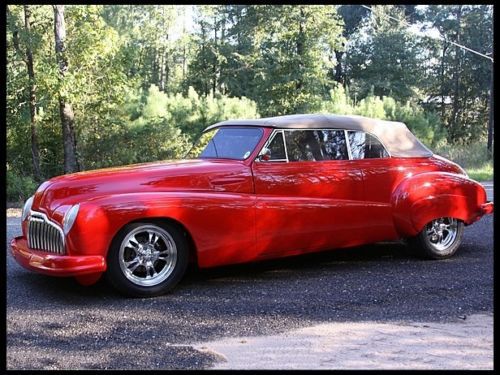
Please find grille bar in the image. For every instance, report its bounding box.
[27,212,65,255]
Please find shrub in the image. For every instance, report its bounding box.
[320,86,354,115]
[142,84,259,141]
[7,169,38,203]
[77,85,259,170]
[433,139,493,169]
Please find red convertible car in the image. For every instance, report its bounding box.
[11,114,494,297]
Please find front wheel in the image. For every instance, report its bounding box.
[106,222,189,297]
[407,217,464,260]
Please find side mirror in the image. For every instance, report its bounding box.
[258,147,271,162]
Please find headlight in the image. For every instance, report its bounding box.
[63,204,80,235]
[22,196,34,221]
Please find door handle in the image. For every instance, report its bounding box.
[211,178,246,186]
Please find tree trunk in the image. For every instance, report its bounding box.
[201,24,208,97]
[7,6,21,53]
[450,5,462,141]
[296,7,305,92]
[165,50,169,92]
[151,47,158,87]
[182,43,186,82]
[164,33,169,91]
[212,13,218,96]
[487,69,493,152]
[334,50,344,85]
[53,5,79,173]
[159,47,165,91]
[181,7,186,81]
[22,6,42,181]
[440,41,448,123]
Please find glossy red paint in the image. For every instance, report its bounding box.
[10,125,493,286]
[10,236,106,275]
[481,202,494,215]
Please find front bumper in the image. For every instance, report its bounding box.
[10,236,106,276]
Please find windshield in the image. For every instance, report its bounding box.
[187,127,264,160]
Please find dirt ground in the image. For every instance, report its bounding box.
[6,208,22,218]
[195,313,493,370]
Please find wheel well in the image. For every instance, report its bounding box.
[116,217,199,266]
[414,216,464,235]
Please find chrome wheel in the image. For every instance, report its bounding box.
[425,217,458,253]
[118,225,177,287]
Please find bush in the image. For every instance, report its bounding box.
[433,139,493,169]
[77,85,260,170]
[320,86,354,115]
[433,138,493,181]
[7,169,38,203]
[167,86,259,140]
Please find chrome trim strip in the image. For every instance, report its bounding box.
[344,129,353,160]
[256,129,289,163]
[281,130,289,162]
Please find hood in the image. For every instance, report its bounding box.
[32,158,251,217]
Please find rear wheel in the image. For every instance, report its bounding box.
[407,217,464,259]
[106,222,189,297]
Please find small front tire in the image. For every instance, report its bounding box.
[106,222,189,297]
[407,217,464,260]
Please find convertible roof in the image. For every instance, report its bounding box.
[205,113,433,158]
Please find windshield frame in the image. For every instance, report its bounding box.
[187,126,266,161]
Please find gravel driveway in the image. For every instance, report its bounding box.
[6,185,494,369]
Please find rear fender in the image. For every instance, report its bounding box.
[391,172,487,237]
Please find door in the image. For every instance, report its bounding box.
[251,129,366,258]
[345,130,400,241]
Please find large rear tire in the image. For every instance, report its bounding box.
[407,217,464,260]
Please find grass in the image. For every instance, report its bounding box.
[465,163,493,182]
[432,140,494,182]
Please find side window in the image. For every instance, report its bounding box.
[348,131,389,159]
[285,130,349,162]
[267,131,287,161]
[322,130,349,160]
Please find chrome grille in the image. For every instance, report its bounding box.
[27,212,65,254]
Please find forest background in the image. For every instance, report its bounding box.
[6,5,494,202]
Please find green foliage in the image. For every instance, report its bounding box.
[186,5,345,116]
[6,4,493,201]
[464,164,493,182]
[423,5,492,143]
[346,5,427,103]
[433,138,493,169]
[433,139,493,181]
[320,86,354,115]
[77,84,258,170]
[7,169,38,203]
[142,84,259,140]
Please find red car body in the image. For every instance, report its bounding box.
[11,114,494,288]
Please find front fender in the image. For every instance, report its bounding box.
[64,191,256,268]
[391,172,488,237]
[64,193,184,258]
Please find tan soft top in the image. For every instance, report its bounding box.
[205,113,434,158]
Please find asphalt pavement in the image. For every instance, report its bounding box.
[6,185,494,369]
